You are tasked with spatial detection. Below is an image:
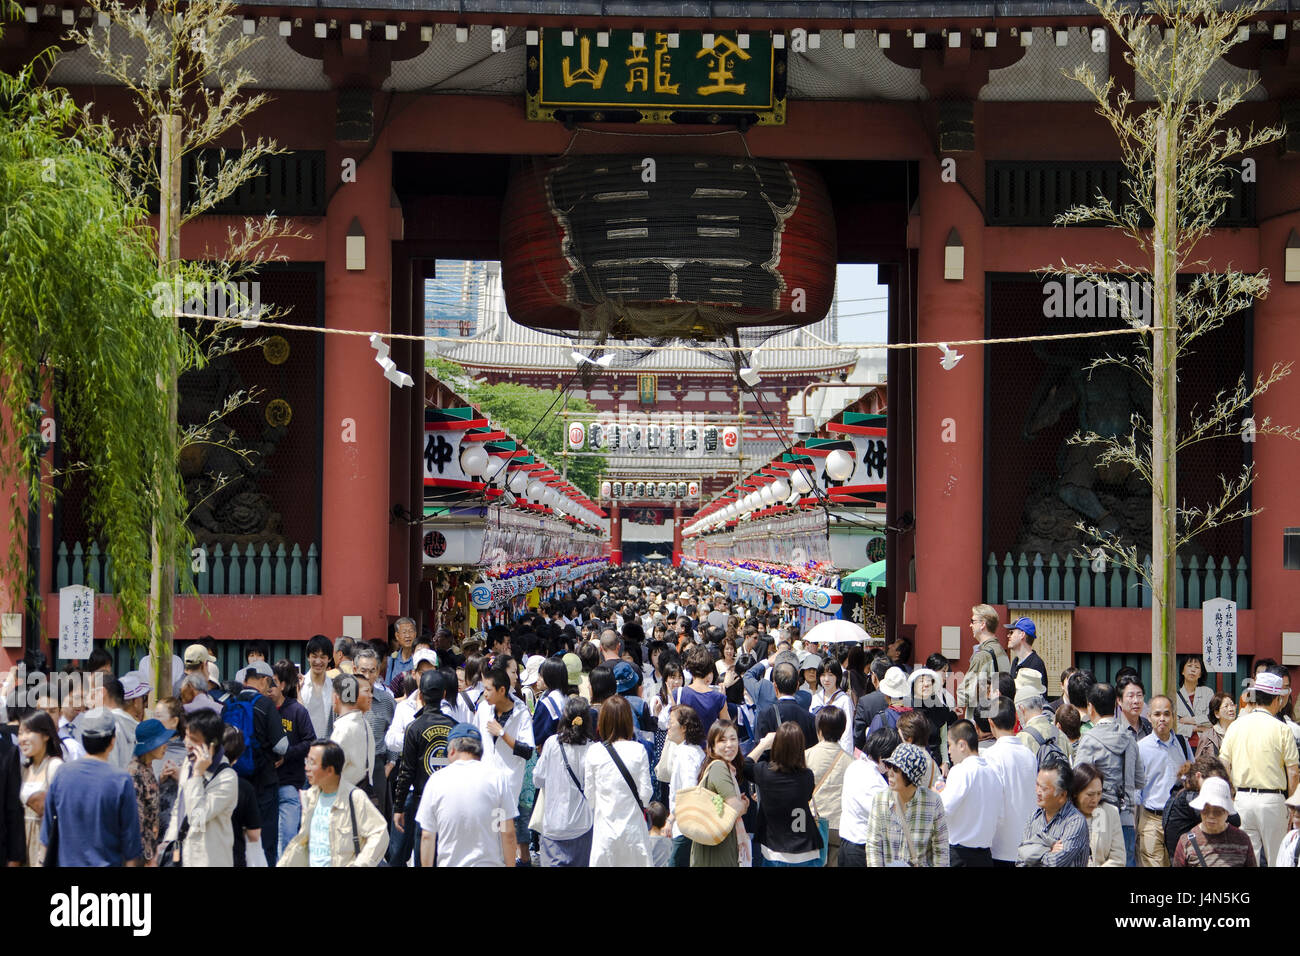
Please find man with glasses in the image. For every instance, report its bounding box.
[957,604,1010,719]
[354,648,396,817]
[234,659,290,866]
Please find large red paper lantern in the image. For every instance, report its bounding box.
[501,155,836,338]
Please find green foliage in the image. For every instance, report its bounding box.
[429,357,606,497]
[0,60,186,642]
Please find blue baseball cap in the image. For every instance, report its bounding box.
[448,722,481,744]
[1007,617,1036,640]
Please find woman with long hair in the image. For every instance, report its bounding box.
[690,718,751,868]
[17,712,62,866]
[1070,763,1124,867]
[584,696,654,867]
[533,696,595,867]
[665,704,706,867]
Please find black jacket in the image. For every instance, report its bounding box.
[745,760,823,855]
[0,730,23,864]
[853,690,888,751]
[393,706,456,801]
[1011,650,1049,682]
[756,698,817,750]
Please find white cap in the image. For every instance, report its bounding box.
[1190,776,1237,815]
[412,648,439,669]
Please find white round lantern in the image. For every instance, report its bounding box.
[791,469,813,495]
[825,449,855,482]
[759,484,775,506]
[770,478,791,501]
[527,479,545,500]
[460,445,489,477]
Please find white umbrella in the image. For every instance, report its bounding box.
[801,619,873,645]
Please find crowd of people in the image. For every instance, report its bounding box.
[1,567,1297,869]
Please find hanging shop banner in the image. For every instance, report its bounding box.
[529,29,784,125]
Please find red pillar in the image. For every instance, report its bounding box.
[672,502,683,566]
[913,152,986,664]
[609,504,623,566]
[320,138,394,642]
[1250,203,1300,662]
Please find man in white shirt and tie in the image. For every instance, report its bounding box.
[940,719,1003,867]
[982,698,1038,867]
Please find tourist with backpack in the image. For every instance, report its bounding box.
[226,660,288,866]
[1014,672,1069,767]
[1072,683,1146,867]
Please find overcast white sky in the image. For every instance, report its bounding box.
[834,263,888,343]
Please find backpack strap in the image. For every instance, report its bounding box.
[1187,831,1208,868]
[1176,734,1191,762]
[1024,725,1046,747]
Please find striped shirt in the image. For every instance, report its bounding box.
[864,787,949,867]
[1018,800,1091,867]
[366,685,397,762]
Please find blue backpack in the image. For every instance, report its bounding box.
[222,692,261,777]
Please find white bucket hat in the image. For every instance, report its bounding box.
[1190,776,1237,816]
[879,666,910,699]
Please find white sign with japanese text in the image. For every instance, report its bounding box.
[1202,597,1237,674]
[57,584,94,660]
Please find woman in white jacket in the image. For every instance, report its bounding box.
[160,710,238,868]
[584,696,653,867]
[1071,762,1125,867]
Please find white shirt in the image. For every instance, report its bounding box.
[810,689,854,754]
[984,735,1039,862]
[838,757,889,845]
[330,710,373,788]
[456,684,484,725]
[939,754,1002,848]
[475,694,535,804]
[415,758,514,867]
[669,744,706,839]
[300,674,333,743]
[584,740,654,867]
[533,738,594,840]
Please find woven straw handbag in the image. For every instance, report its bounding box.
[673,760,740,846]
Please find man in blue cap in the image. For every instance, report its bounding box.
[1007,617,1047,685]
[415,722,517,867]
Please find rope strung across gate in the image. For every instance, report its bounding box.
[179,311,1162,353]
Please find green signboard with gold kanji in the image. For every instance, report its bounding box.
[527,29,785,125]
